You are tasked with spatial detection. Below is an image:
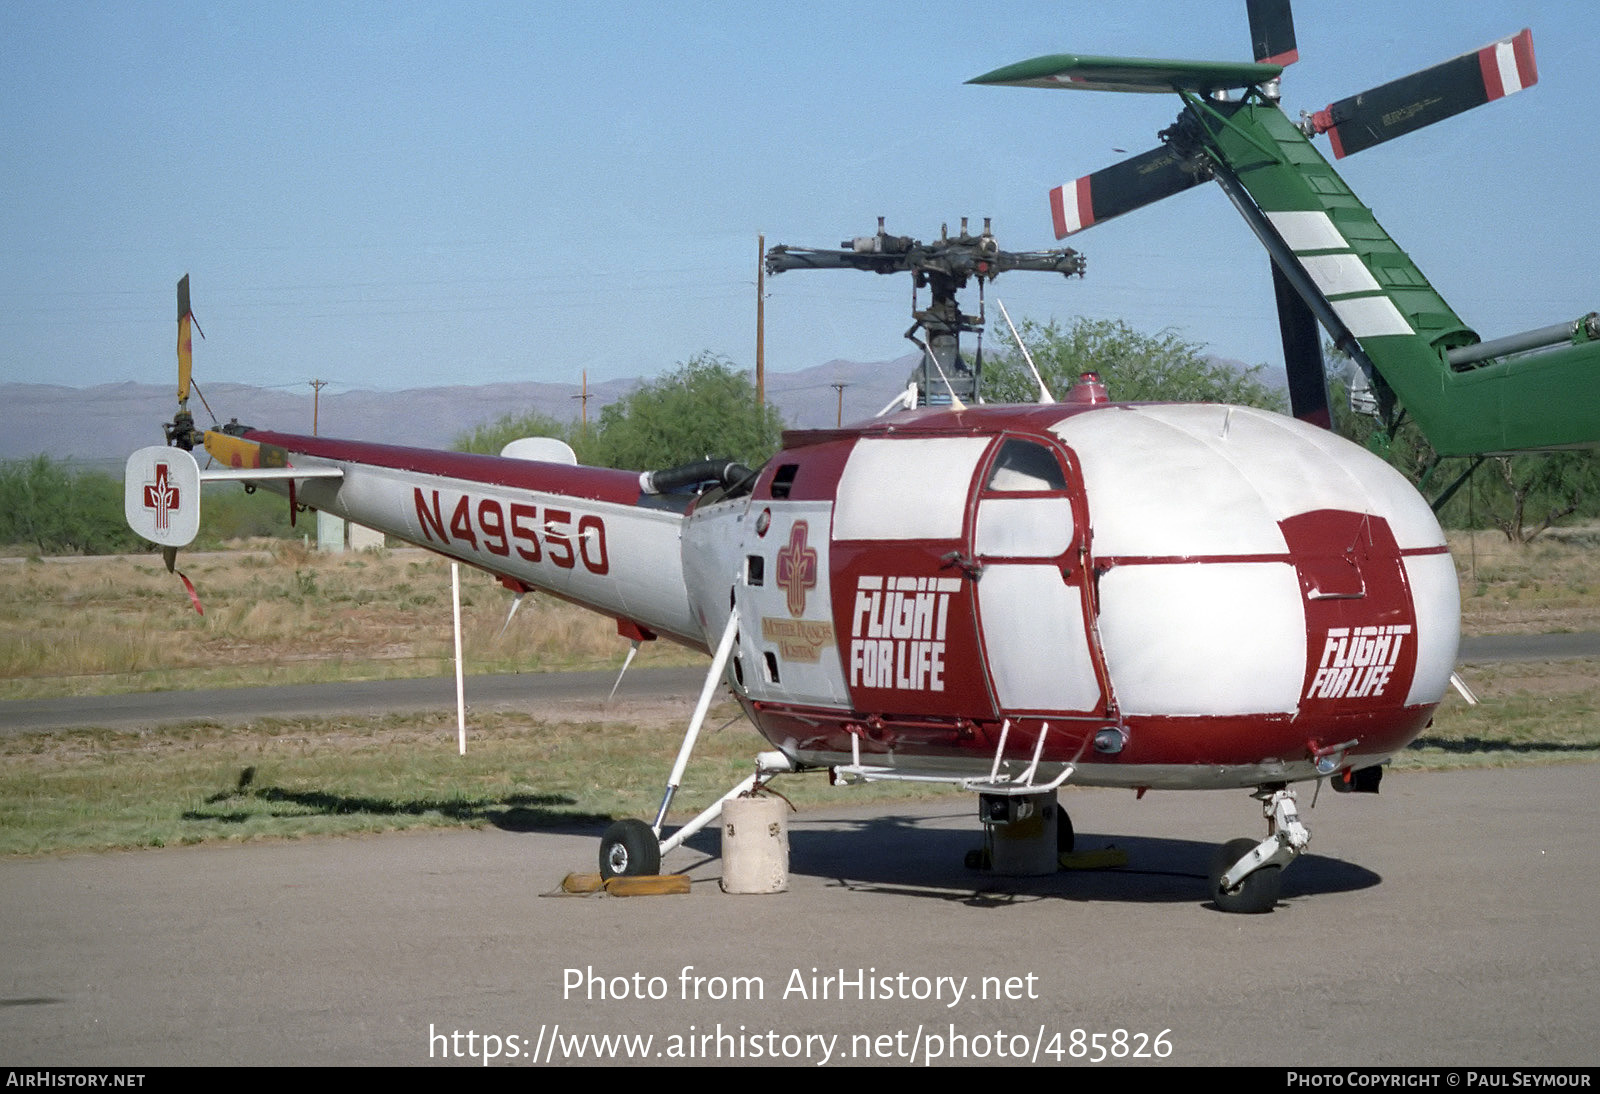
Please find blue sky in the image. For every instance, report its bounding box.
[2,1,1594,404]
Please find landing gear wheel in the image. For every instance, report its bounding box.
[599,819,661,880]
[1209,837,1281,914]
[1057,810,1075,855]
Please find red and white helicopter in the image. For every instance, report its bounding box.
[127,3,1542,913]
[127,249,1455,913]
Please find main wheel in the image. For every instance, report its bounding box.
[1209,837,1281,914]
[599,819,661,880]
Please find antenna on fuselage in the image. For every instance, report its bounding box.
[996,298,1055,404]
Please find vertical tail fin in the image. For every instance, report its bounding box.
[125,446,202,548]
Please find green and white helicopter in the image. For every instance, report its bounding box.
[971,0,1597,463]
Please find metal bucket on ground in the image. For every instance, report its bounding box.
[720,795,789,894]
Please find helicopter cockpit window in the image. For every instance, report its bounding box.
[985,439,1066,492]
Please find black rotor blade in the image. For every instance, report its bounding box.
[1310,28,1535,158]
[1271,260,1331,429]
[1048,145,1208,239]
[1247,0,1298,67]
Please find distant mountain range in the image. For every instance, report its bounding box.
[4,350,1277,470]
[0,355,923,469]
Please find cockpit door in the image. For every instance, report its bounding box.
[829,435,998,720]
[970,436,1108,717]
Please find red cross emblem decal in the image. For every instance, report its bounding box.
[775,520,818,618]
[142,462,181,532]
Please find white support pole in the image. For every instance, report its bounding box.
[652,608,741,835]
[996,297,1054,404]
[452,562,466,755]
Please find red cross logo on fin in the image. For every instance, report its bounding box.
[142,462,181,533]
[775,520,818,618]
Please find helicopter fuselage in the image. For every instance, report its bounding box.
[203,397,1458,794]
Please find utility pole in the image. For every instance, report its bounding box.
[571,370,592,437]
[309,378,328,435]
[756,234,765,407]
[830,381,849,427]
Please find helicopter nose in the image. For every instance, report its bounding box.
[1053,403,1458,722]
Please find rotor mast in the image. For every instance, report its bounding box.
[765,217,1084,407]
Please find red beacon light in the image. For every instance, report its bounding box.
[1065,370,1109,405]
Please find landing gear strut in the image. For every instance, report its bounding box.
[1208,786,1310,914]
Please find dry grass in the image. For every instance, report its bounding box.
[0,703,957,856]
[1452,527,1600,635]
[0,542,699,699]
[1402,659,1600,769]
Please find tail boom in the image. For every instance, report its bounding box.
[201,429,706,649]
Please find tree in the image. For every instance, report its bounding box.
[1478,453,1600,545]
[982,317,1286,410]
[454,408,589,460]
[0,456,142,555]
[451,354,783,471]
[589,352,784,470]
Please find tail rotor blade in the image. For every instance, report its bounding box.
[1310,28,1536,158]
[1247,0,1298,67]
[1049,145,1209,238]
[177,275,193,406]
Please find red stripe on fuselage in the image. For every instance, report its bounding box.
[742,699,1434,775]
[1095,544,1447,570]
[243,431,644,506]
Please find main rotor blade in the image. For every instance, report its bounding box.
[1049,145,1209,238]
[1309,28,1536,158]
[969,53,1281,95]
[1247,0,1298,67]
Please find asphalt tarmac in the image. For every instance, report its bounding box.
[2,763,1595,1067]
[2,640,1596,1067]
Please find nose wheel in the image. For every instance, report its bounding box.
[1209,838,1283,914]
[1207,786,1309,914]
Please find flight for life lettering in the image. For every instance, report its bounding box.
[849,576,962,691]
[1306,624,1411,700]
[413,489,609,575]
